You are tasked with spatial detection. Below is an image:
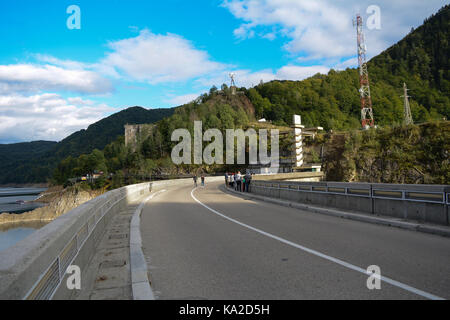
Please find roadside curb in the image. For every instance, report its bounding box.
[222,186,450,238]
[130,190,166,300]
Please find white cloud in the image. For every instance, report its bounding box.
[234,24,256,39]
[0,29,233,142]
[36,54,122,80]
[198,65,329,89]
[166,93,201,106]
[102,29,226,84]
[198,69,275,88]
[261,31,277,41]
[276,65,330,80]
[35,55,90,70]
[230,69,278,87]
[334,57,359,70]
[67,97,95,105]
[222,0,448,60]
[0,93,115,143]
[0,64,113,95]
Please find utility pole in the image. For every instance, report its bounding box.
[354,14,375,129]
[401,82,413,125]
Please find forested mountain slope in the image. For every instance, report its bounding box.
[247,5,449,129]
[0,107,174,184]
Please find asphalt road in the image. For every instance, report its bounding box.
[140,181,450,300]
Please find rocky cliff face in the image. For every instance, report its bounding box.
[124,123,155,152]
[322,121,449,184]
[0,186,103,224]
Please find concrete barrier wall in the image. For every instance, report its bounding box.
[251,181,450,226]
[53,178,200,300]
[0,178,197,300]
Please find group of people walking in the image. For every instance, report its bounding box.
[192,171,253,192]
[225,171,252,192]
[193,175,205,188]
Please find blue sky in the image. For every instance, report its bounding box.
[0,0,448,143]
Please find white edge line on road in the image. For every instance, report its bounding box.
[191,188,445,300]
[130,189,166,300]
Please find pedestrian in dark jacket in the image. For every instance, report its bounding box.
[193,175,198,188]
[244,172,252,192]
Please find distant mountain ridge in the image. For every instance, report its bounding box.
[0,106,175,184]
[49,106,175,159]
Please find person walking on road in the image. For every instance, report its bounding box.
[236,171,242,192]
[193,175,198,188]
[201,175,205,187]
[244,171,252,192]
[225,172,229,187]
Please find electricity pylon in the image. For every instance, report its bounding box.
[354,14,375,129]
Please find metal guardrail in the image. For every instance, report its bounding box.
[252,181,448,205]
[23,184,151,300]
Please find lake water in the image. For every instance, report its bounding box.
[0,188,48,251]
[0,187,47,214]
[0,222,48,252]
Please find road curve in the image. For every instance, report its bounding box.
[140,181,450,300]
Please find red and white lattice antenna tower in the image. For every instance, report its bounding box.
[354,14,375,129]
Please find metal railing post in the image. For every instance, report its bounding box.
[370,185,374,215]
[445,192,449,226]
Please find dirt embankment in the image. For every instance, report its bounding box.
[0,186,104,225]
